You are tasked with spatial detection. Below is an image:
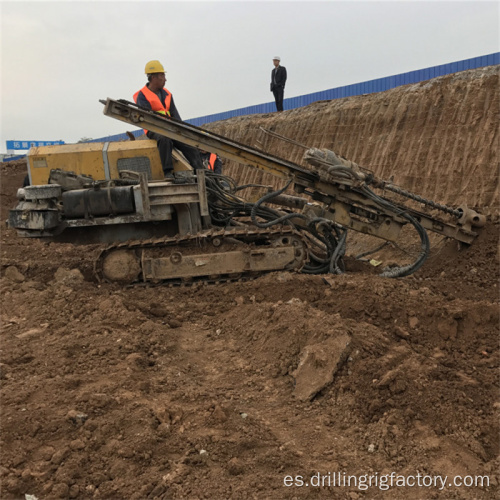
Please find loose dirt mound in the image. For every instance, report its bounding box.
[1,66,499,500]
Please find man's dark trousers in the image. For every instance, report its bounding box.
[147,131,203,174]
[273,87,284,112]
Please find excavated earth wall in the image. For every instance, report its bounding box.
[0,66,499,500]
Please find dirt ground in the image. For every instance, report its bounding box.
[1,67,499,500]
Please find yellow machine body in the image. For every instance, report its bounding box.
[27,140,166,185]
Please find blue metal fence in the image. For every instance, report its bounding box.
[2,154,27,163]
[86,130,144,143]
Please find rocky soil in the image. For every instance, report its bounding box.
[1,65,499,499]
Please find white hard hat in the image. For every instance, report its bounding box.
[273,56,281,61]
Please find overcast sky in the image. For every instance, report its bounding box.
[1,0,498,152]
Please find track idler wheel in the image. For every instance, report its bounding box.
[100,249,141,283]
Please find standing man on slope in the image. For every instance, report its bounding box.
[270,56,287,112]
[134,60,203,177]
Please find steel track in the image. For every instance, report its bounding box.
[94,226,308,286]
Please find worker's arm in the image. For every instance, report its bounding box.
[169,97,182,121]
[135,91,152,111]
[278,67,287,88]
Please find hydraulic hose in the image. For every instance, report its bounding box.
[359,185,430,277]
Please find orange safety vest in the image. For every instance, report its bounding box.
[208,153,217,171]
[133,85,172,133]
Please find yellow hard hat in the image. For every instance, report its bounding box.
[145,60,165,74]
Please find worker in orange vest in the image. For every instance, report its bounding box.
[200,150,222,174]
[134,60,203,177]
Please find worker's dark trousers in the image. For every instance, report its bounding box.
[273,87,284,112]
[147,131,204,174]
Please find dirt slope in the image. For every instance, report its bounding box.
[1,66,499,500]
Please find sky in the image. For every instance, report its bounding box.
[0,0,499,152]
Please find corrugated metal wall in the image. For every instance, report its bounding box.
[87,130,144,143]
